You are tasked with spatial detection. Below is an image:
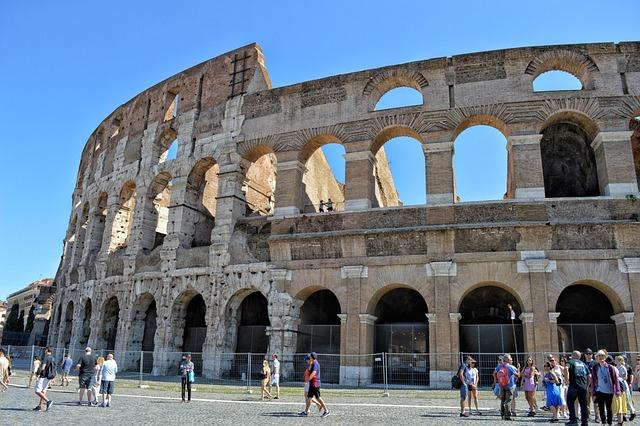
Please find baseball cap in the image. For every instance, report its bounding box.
[584,348,593,355]
[304,354,311,361]
[310,352,318,359]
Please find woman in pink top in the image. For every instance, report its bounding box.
[522,356,540,417]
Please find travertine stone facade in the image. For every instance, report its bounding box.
[49,42,640,386]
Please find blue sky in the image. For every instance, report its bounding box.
[0,0,638,299]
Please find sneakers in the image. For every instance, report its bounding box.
[33,406,42,411]
[321,411,331,418]
[460,412,469,417]
[630,413,636,421]
[45,401,53,411]
[298,411,309,416]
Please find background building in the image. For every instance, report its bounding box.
[48,42,640,386]
[2,278,54,346]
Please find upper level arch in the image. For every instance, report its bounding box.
[525,49,600,90]
[363,69,428,111]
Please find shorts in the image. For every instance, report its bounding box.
[460,383,468,400]
[34,377,50,393]
[78,373,93,389]
[271,374,280,386]
[100,380,115,395]
[63,368,71,375]
[307,385,321,399]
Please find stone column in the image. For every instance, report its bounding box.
[426,261,456,387]
[357,313,377,384]
[424,142,455,204]
[162,176,192,249]
[448,312,462,382]
[517,253,557,354]
[620,257,640,351]
[611,312,637,352]
[344,149,377,211]
[265,292,302,381]
[519,312,535,354]
[338,265,369,386]
[507,134,545,199]
[273,160,305,216]
[548,312,561,356]
[591,131,640,196]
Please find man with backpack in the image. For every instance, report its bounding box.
[564,350,590,426]
[494,353,519,421]
[34,347,55,411]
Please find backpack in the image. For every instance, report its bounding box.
[497,364,510,388]
[451,364,465,389]
[45,360,56,380]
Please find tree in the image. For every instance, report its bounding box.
[4,304,20,332]
[25,306,35,333]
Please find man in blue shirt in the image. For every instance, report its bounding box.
[60,355,73,387]
[493,353,519,421]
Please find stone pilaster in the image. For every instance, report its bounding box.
[619,258,640,351]
[273,160,305,216]
[344,150,377,211]
[424,142,454,204]
[517,251,557,354]
[591,131,640,196]
[611,312,637,352]
[548,312,561,355]
[265,292,302,380]
[339,265,370,385]
[507,134,545,199]
[519,312,535,354]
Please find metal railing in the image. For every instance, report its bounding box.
[3,346,638,393]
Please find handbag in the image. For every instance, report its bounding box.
[188,370,195,383]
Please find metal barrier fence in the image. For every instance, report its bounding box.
[3,346,638,392]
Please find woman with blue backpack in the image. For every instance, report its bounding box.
[179,354,195,402]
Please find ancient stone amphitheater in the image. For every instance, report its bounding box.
[49,42,640,386]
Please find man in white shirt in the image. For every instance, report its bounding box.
[100,353,118,407]
[269,353,280,399]
[0,348,9,392]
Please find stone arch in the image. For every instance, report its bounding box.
[184,157,219,247]
[97,296,120,351]
[140,171,172,251]
[78,298,92,348]
[157,127,178,163]
[555,282,620,352]
[370,125,424,155]
[551,279,624,316]
[363,69,429,110]
[539,112,600,197]
[525,49,599,90]
[128,292,158,372]
[108,181,136,252]
[366,283,428,315]
[296,288,341,352]
[61,300,74,349]
[452,114,510,140]
[241,146,277,216]
[458,283,525,355]
[298,135,345,213]
[170,290,207,354]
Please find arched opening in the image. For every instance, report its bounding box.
[71,203,90,267]
[556,284,618,352]
[374,86,423,110]
[235,292,270,354]
[541,121,599,197]
[141,172,172,251]
[630,117,640,189]
[243,148,277,216]
[372,131,425,207]
[61,301,74,349]
[79,299,92,348]
[160,139,178,163]
[168,291,207,375]
[374,287,429,385]
[129,293,157,373]
[185,158,218,247]
[63,217,77,268]
[87,193,108,262]
[301,141,345,213]
[454,125,508,202]
[533,70,583,92]
[98,297,120,351]
[109,182,136,252]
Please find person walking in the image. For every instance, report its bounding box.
[269,353,280,399]
[179,354,195,402]
[28,355,41,389]
[99,353,117,407]
[584,348,600,423]
[466,358,480,416]
[565,350,590,426]
[90,356,104,406]
[543,361,563,422]
[617,355,636,421]
[494,353,519,421]
[33,347,55,411]
[0,348,9,392]
[591,349,620,426]
[76,347,97,406]
[261,359,273,400]
[60,354,73,386]
[522,356,539,417]
[306,353,329,417]
[300,354,321,415]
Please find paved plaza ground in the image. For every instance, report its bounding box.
[1,371,638,425]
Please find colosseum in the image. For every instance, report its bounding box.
[48,41,640,386]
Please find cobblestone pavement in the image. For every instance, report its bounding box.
[1,374,637,425]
